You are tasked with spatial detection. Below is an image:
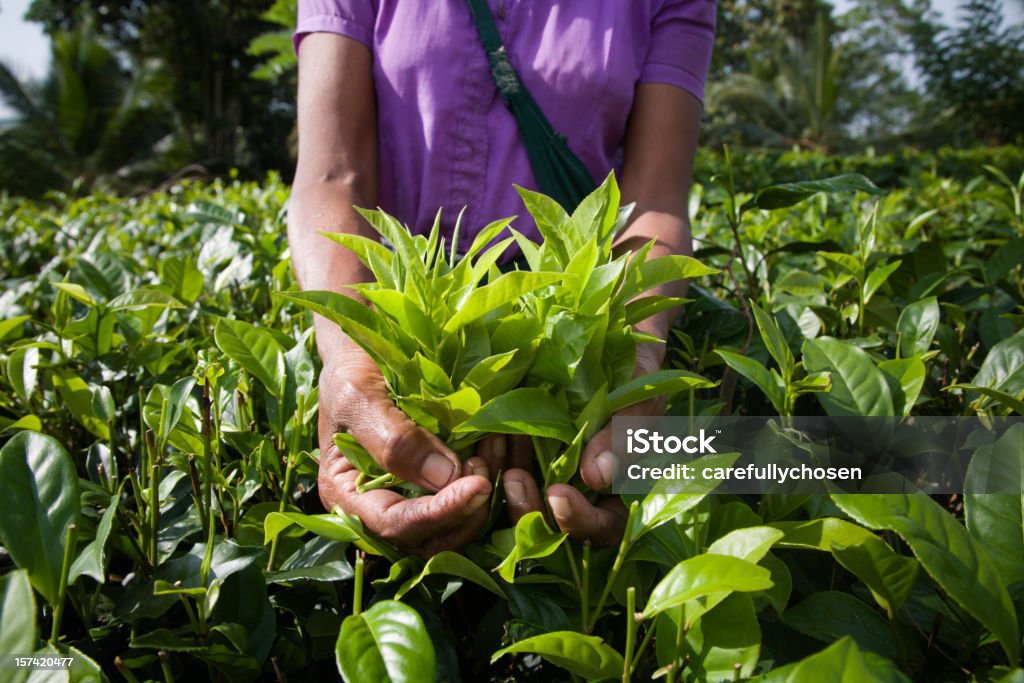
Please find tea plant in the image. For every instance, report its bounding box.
[280,174,717,494]
[0,151,1022,682]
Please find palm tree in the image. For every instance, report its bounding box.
[0,20,173,197]
[706,11,845,150]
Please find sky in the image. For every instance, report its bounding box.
[1,0,1022,119]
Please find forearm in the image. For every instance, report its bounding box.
[613,208,691,370]
[289,32,379,368]
[288,176,378,366]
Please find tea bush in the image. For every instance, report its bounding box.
[0,150,1022,682]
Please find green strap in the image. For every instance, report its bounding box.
[465,0,597,211]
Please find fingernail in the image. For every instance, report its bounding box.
[595,451,617,489]
[423,453,455,489]
[548,495,572,520]
[468,490,490,511]
[504,479,526,506]
[492,436,506,461]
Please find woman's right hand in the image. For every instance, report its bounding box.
[316,343,495,557]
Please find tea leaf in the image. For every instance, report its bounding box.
[491,631,623,681]
[0,570,35,683]
[456,388,576,443]
[802,337,894,417]
[215,318,285,398]
[751,174,882,211]
[832,493,1020,663]
[642,554,772,620]
[0,432,81,604]
[607,369,716,413]
[443,271,562,333]
[336,600,436,683]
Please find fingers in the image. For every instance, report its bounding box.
[508,435,535,471]
[579,423,617,492]
[324,362,462,492]
[472,435,507,480]
[502,467,543,524]
[463,456,490,479]
[545,484,627,546]
[319,446,492,557]
[579,397,665,492]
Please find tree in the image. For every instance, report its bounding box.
[706,9,847,150]
[910,0,1024,145]
[705,0,928,152]
[0,21,173,196]
[26,0,295,177]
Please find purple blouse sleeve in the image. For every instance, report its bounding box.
[640,0,716,104]
[294,0,375,53]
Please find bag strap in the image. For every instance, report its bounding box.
[465,0,596,211]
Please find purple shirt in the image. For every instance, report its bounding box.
[296,0,715,247]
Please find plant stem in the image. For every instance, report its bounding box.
[149,458,160,567]
[353,551,365,616]
[158,651,174,683]
[667,604,686,683]
[200,382,214,530]
[267,449,298,572]
[114,656,142,683]
[587,502,636,632]
[623,587,637,683]
[186,454,208,538]
[50,524,78,646]
[581,541,591,632]
[563,542,583,625]
[177,595,200,633]
[631,622,657,671]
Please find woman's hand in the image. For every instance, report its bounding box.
[317,343,496,557]
[502,345,666,546]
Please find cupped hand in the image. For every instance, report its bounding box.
[316,344,496,557]
[502,348,667,546]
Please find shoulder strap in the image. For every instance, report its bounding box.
[465,0,596,211]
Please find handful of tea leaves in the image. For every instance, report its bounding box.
[278,174,717,493]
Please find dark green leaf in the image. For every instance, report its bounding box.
[215,318,285,398]
[760,637,910,683]
[897,297,940,358]
[965,424,1024,586]
[0,571,35,683]
[336,600,436,683]
[802,337,894,417]
[832,493,1020,663]
[0,432,80,604]
[784,592,902,660]
[752,174,882,211]
[69,485,122,583]
[491,631,623,681]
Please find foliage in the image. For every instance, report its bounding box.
[25,0,296,178]
[281,175,717,492]
[0,148,1023,680]
[246,0,298,84]
[0,20,173,197]
[909,0,1024,146]
[708,0,1024,152]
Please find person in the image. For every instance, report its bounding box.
[288,1,715,556]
